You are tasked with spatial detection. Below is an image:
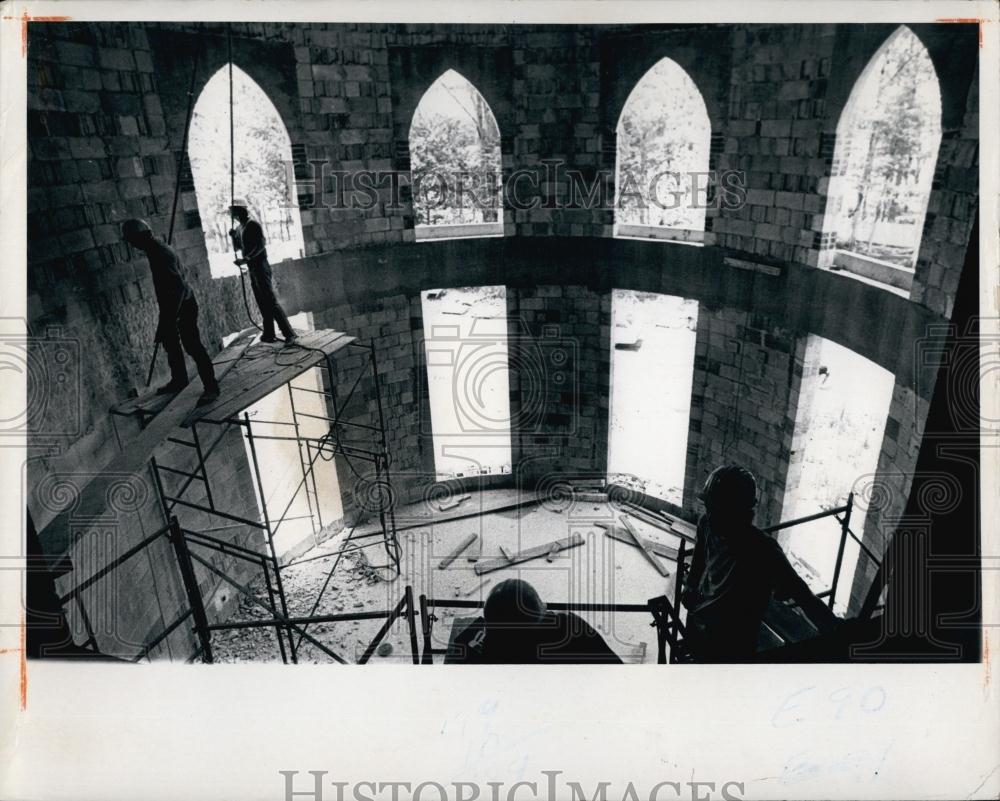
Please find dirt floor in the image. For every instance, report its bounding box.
[210,489,683,664]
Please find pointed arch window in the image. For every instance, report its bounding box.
[615,58,711,243]
[820,26,942,293]
[188,64,304,278]
[409,70,503,241]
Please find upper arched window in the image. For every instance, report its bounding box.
[615,58,711,243]
[409,70,503,241]
[188,64,304,278]
[820,26,941,288]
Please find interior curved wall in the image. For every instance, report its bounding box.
[25,21,979,654]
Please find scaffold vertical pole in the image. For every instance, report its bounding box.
[828,492,853,611]
[404,584,419,664]
[190,421,215,511]
[288,380,318,540]
[167,516,214,663]
[260,555,288,663]
[244,411,297,663]
[368,341,401,574]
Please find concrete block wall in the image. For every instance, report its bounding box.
[684,306,804,527]
[506,285,611,486]
[910,69,979,318]
[711,24,835,267]
[310,294,426,519]
[26,22,264,508]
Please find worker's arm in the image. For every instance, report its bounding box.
[233,221,265,264]
[768,541,839,633]
[151,247,188,342]
[681,516,708,609]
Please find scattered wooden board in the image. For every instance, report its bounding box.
[622,503,697,542]
[622,505,676,534]
[437,494,471,512]
[598,523,678,561]
[620,516,670,577]
[438,533,478,569]
[658,510,698,539]
[466,535,482,562]
[474,533,586,575]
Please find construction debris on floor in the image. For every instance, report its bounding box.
[209,489,687,664]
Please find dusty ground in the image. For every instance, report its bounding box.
[210,489,682,664]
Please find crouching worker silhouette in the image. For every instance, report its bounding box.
[229,200,297,344]
[681,465,839,662]
[121,219,219,406]
[446,578,622,664]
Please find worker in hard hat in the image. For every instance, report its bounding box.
[681,464,839,661]
[446,578,622,664]
[121,219,220,406]
[228,200,297,344]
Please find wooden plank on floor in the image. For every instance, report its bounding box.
[438,533,478,569]
[474,533,585,575]
[622,503,697,542]
[620,516,670,577]
[352,492,543,537]
[598,523,678,561]
[658,510,697,539]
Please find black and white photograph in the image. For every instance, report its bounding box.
[0,1,997,799]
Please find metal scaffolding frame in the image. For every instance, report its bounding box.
[416,595,663,664]
[106,338,405,664]
[72,378,888,669]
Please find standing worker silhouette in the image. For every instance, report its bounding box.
[121,219,220,406]
[229,200,297,344]
[682,465,839,661]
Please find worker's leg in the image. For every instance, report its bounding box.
[248,267,277,340]
[158,321,189,391]
[251,262,295,341]
[177,297,219,393]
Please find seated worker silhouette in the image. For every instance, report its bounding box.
[446,578,622,664]
[681,465,839,662]
[121,218,219,406]
[229,200,297,344]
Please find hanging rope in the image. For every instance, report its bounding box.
[226,23,263,334]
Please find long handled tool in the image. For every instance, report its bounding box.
[144,342,160,388]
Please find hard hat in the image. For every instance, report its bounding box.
[229,198,250,213]
[121,218,152,238]
[485,579,547,625]
[699,464,758,510]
